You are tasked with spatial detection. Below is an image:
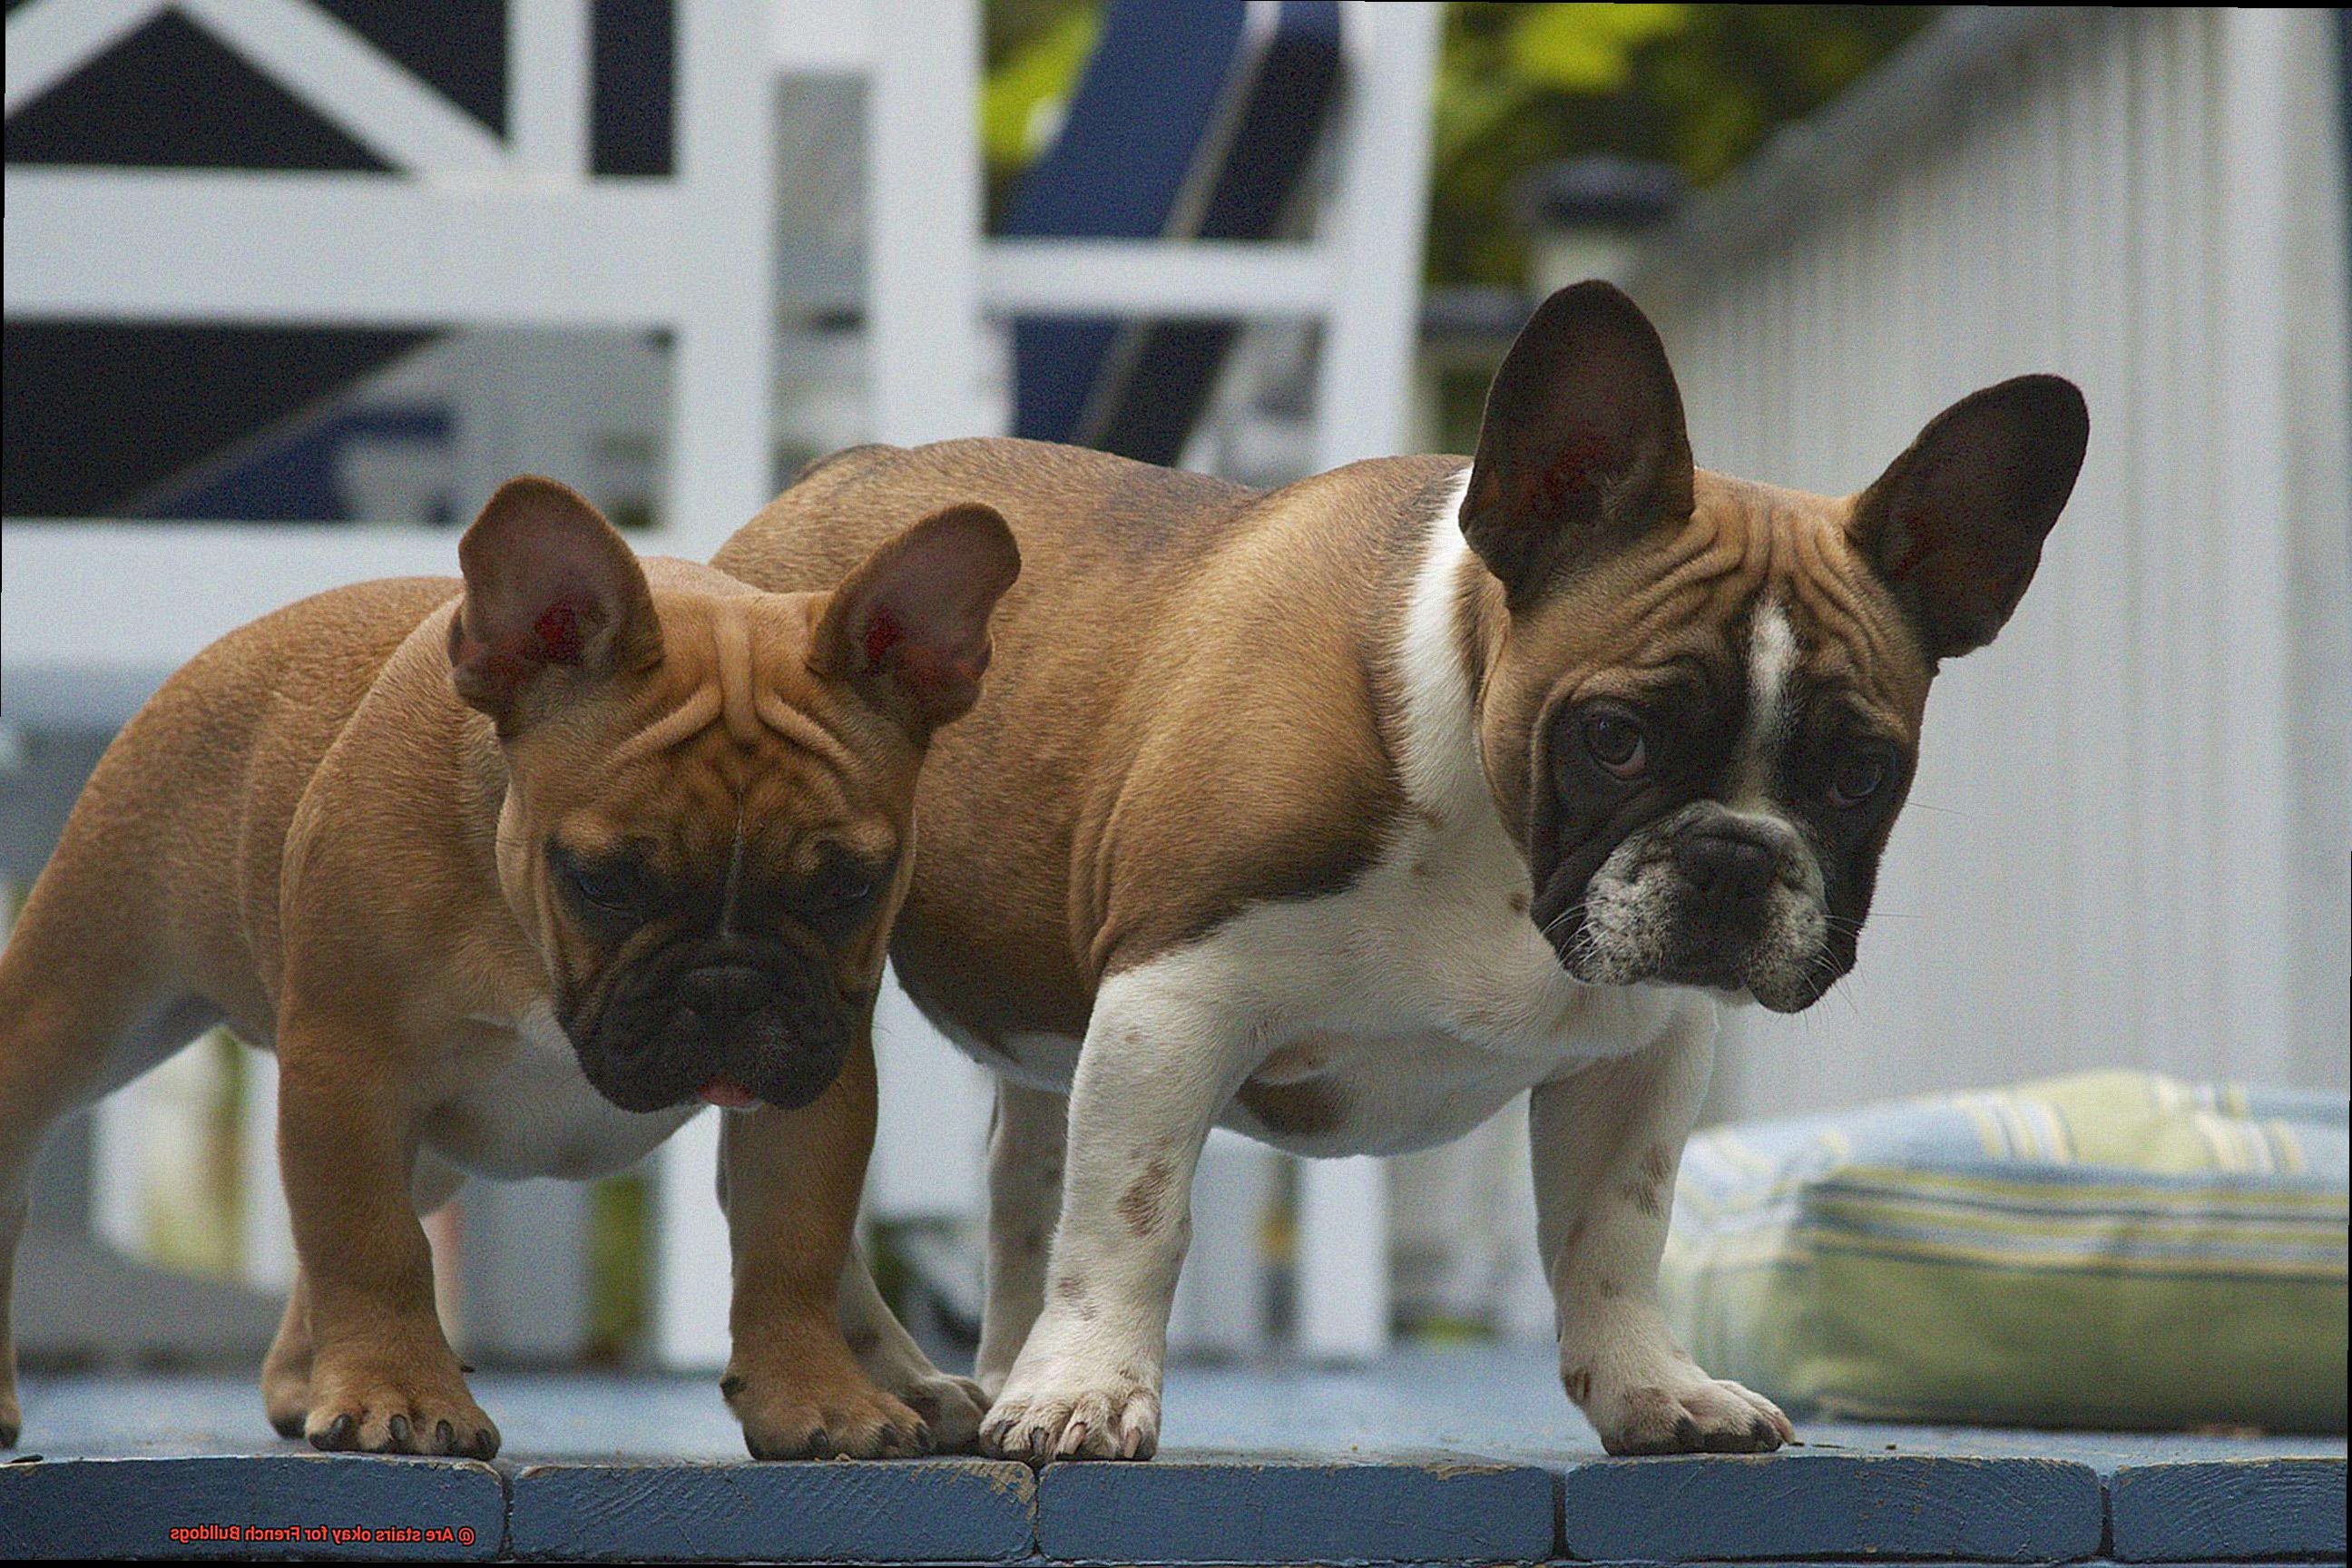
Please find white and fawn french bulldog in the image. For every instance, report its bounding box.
[0,478,1020,1460]
[716,281,2088,1462]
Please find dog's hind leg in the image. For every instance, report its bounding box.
[259,1269,314,1438]
[838,1246,989,1449]
[974,1078,1067,1398]
[0,854,220,1447]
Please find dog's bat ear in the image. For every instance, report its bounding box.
[814,503,1022,738]
[1848,375,2088,661]
[448,476,662,730]
[1459,279,1695,607]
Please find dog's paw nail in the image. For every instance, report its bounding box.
[470,1426,498,1460]
[315,1414,356,1450]
[807,1427,834,1459]
[436,1420,456,1455]
[387,1415,410,1448]
[720,1374,746,1400]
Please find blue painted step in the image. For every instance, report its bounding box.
[0,1453,505,1562]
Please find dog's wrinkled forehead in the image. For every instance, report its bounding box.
[520,591,919,821]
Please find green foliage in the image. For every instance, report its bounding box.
[977,4,1937,285]
[982,2,1102,176]
[1433,4,1937,287]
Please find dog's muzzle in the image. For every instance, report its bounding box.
[567,940,858,1113]
[1546,805,1839,1013]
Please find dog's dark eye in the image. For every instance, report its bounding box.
[1583,713,1648,779]
[1828,750,1892,808]
[804,855,884,916]
[559,852,642,914]
[811,867,877,911]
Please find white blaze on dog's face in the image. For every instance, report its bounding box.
[1458,283,2089,1012]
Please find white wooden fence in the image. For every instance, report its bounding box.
[1626,6,2351,1119]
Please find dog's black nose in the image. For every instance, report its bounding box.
[679,964,772,1021]
[1678,831,1779,914]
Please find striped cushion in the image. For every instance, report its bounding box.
[1661,1070,2347,1432]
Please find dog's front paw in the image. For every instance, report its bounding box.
[726,1367,930,1459]
[980,1366,1159,1463]
[303,1357,498,1458]
[1577,1367,1793,1455]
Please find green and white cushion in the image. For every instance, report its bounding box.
[1661,1069,2348,1432]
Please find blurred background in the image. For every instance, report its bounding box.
[3,2,2346,1381]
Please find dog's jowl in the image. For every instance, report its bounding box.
[720,280,2087,1462]
[0,479,1019,1458]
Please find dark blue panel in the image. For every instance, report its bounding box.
[1006,0,1343,465]
[1557,1452,2105,1563]
[1005,0,1247,447]
[2109,1457,2348,1561]
[156,407,455,522]
[1035,1454,1556,1565]
[1088,4,1344,466]
[0,1455,505,1560]
[505,1458,1036,1563]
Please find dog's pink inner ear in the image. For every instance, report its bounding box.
[820,504,1021,735]
[449,476,659,724]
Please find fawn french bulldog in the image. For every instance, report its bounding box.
[717,279,2089,1462]
[0,478,1018,1460]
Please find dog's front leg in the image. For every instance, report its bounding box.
[276,1003,497,1457]
[978,965,1247,1461]
[719,1034,929,1458]
[1530,1000,1794,1455]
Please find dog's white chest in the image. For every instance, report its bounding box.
[422,1004,699,1181]
[1200,814,1692,1152]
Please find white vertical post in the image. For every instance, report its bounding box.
[458,1179,593,1363]
[2213,6,2298,1067]
[1297,1156,1388,1361]
[864,969,993,1224]
[88,1093,145,1259]
[663,0,781,558]
[449,329,609,519]
[1169,1130,1277,1359]
[652,1109,730,1369]
[508,0,592,177]
[866,0,985,444]
[238,1051,297,1293]
[1311,1,1439,472]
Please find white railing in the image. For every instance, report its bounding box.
[1628,6,2351,1117]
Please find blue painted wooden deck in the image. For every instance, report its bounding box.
[5,1345,2343,1563]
